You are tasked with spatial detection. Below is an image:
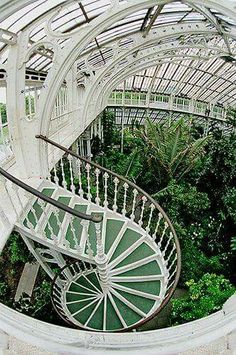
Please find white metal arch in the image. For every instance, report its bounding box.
[79,32,235,124]
[2,0,236,176]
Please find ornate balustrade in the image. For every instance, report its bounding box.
[36,135,181,316]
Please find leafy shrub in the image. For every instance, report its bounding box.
[0,282,8,298]
[171,273,235,325]
[8,232,31,264]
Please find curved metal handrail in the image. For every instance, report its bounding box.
[36,134,181,320]
[0,167,102,223]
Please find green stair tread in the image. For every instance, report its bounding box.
[87,300,104,330]
[106,297,123,330]
[111,293,142,326]
[114,289,155,313]
[41,188,55,197]
[67,298,95,315]
[116,280,161,296]
[73,300,99,324]
[114,243,155,269]
[105,219,125,254]
[69,281,96,295]
[65,204,88,248]
[85,271,102,292]
[66,292,95,302]
[117,260,161,277]
[74,275,99,294]
[109,228,142,263]
[86,212,104,255]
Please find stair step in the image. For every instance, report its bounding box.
[110,292,142,326]
[109,228,142,263]
[116,260,161,277]
[114,243,155,269]
[105,219,125,254]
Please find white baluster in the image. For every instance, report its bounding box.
[163,231,173,257]
[37,199,48,239]
[122,182,129,217]
[85,163,92,202]
[165,244,176,265]
[60,158,67,189]
[152,212,163,240]
[158,221,169,249]
[47,208,59,245]
[53,206,62,245]
[167,279,175,292]
[146,203,155,235]
[95,168,101,205]
[68,155,75,194]
[103,172,109,209]
[94,222,110,288]
[131,189,138,221]
[68,214,82,254]
[169,266,177,282]
[84,221,93,258]
[53,162,59,186]
[167,254,177,273]
[76,159,84,197]
[112,177,119,212]
[138,195,147,227]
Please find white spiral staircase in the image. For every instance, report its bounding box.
[0,135,181,332]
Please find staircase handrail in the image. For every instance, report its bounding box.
[0,167,102,223]
[36,134,181,313]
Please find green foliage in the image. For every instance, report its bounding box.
[14,280,52,319]
[0,282,8,298]
[226,107,236,127]
[223,188,236,223]
[0,103,7,124]
[155,181,210,225]
[8,232,32,264]
[180,238,223,283]
[138,118,209,188]
[171,274,235,325]
[198,131,236,197]
[101,110,120,152]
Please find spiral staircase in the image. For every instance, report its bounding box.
[0,135,180,332]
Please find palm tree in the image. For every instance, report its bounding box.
[139,118,209,189]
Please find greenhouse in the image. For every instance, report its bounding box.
[0,0,235,354]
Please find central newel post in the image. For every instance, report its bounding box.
[94,221,110,291]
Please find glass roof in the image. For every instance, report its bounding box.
[0,0,235,107]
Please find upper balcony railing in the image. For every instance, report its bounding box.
[108,91,227,122]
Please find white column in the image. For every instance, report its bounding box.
[7,37,45,178]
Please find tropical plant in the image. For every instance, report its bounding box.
[226,107,236,127]
[8,232,32,264]
[171,273,235,325]
[138,118,209,188]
